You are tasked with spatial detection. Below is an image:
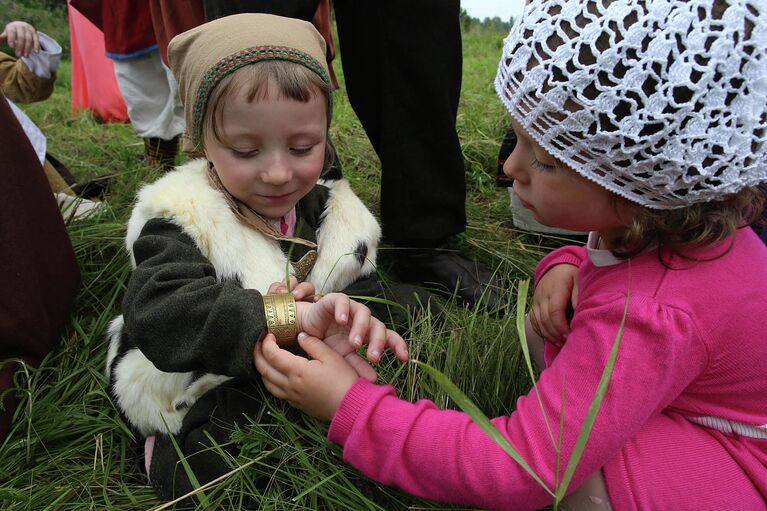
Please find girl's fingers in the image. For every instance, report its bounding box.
[538,299,561,342]
[389,330,409,361]
[255,335,298,377]
[331,293,351,325]
[297,333,341,362]
[347,300,371,348]
[261,377,287,400]
[267,276,299,295]
[550,306,569,340]
[571,283,579,307]
[344,352,377,382]
[14,28,34,56]
[291,281,316,301]
[366,319,387,362]
[529,306,544,339]
[268,276,319,297]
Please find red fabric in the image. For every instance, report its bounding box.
[67,0,129,122]
[71,0,155,56]
[148,0,206,65]
[311,0,338,89]
[68,0,102,30]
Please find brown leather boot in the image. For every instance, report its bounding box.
[144,136,179,172]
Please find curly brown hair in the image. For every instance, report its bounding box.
[608,184,767,260]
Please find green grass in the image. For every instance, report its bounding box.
[0,7,571,510]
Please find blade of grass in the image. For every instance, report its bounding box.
[555,266,631,501]
[413,360,555,497]
[515,279,558,450]
[161,418,211,509]
[291,469,342,501]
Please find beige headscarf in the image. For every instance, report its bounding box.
[168,13,330,154]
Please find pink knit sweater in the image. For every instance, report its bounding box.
[328,228,767,510]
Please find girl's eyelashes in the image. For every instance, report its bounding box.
[228,145,317,157]
[530,156,556,172]
[290,145,315,155]
[230,147,259,158]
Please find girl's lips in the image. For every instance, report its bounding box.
[518,197,534,210]
[261,192,293,202]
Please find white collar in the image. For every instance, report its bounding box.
[586,232,624,267]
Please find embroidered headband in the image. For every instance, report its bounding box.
[168,13,330,152]
[495,0,767,209]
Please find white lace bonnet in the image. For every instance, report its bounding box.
[495,0,767,209]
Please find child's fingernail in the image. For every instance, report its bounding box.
[369,350,380,359]
[340,313,348,322]
[353,335,362,346]
[298,332,307,340]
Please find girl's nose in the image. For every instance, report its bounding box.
[261,153,292,185]
[503,144,528,183]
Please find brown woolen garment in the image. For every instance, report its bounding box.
[148,0,206,65]
[0,91,80,441]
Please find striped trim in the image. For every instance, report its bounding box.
[191,45,329,147]
[686,415,767,439]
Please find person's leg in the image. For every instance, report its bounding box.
[334,1,504,310]
[560,470,613,510]
[148,379,268,502]
[112,51,183,170]
[335,0,465,243]
[524,316,546,371]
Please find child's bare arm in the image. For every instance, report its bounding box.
[531,263,579,345]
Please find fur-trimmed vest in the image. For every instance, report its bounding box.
[106,159,381,436]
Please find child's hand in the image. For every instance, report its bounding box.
[296,293,409,364]
[1,21,40,57]
[267,276,317,302]
[531,264,579,345]
[255,333,359,422]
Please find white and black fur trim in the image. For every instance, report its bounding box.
[108,159,380,436]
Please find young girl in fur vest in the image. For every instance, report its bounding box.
[106,13,408,500]
[255,1,767,509]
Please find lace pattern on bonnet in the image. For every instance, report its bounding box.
[495,0,767,209]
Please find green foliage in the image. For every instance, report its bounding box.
[460,8,515,33]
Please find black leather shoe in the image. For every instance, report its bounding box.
[393,248,507,313]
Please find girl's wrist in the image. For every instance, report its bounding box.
[262,293,298,346]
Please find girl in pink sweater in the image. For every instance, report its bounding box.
[254,0,767,509]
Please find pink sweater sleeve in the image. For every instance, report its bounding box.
[534,245,587,286]
[328,293,708,510]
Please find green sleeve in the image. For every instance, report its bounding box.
[122,218,266,380]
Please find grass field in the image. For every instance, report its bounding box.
[0,4,574,509]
